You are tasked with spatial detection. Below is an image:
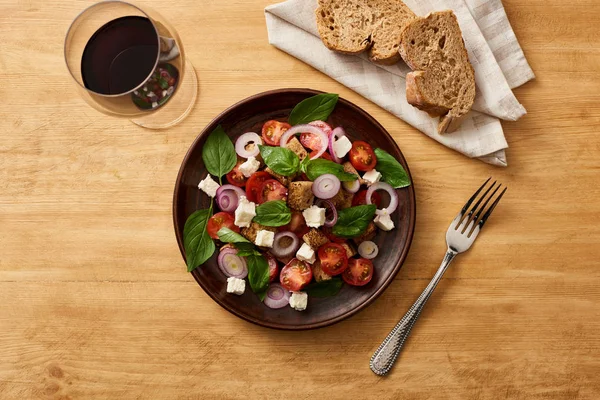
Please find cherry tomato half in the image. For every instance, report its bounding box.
[322,226,346,244]
[342,258,374,286]
[279,211,309,238]
[257,179,288,204]
[245,171,271,203]
[225,158,247,187]
[280,258,313,291]
[318,243,349,275]
[206,212,238,239]
[349,141,377,171]
[266,253,279,283]
[300,121,332,153]
[262,120,291,146]
[352,189,382,208]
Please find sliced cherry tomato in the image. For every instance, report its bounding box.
[257,179,288,204]
[245,171,271,203]
[261,120,291,146]
[349,141,377,171]
[322,226,346,244]
[266,253,279,283]
[352,189,382,207]
[309,121,333,136]
[279,211,309,238]
[280,258,313,291]
[206,212,238,239]
[225,158,247,187]
[318,243,349,276]
[342,258,374,286]
[300,121,332,153]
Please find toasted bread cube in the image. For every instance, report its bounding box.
[286,137,308,160]
[352,222,377,245]
[343,161,366,185]
[265,167,294,187]
[330,188,354,210]
[340,242,356,258]
[241,222,276,244]
[312,260,332,282]
[288,181,314,210]
[303,228,329,250]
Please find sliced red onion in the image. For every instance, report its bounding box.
[280,124,328,160]
[235,132,262,158]
[263,283,290,309]
[216,184,246,212]
[271,231,300,258]
[217,247,248,278]
[328,127,346,163]
[342,179,360,193]
[366,182,398,215]
[312,174,341,200]
[316,199,338,227]
[358,240,379,259]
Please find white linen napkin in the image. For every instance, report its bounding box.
[264,0,534,166]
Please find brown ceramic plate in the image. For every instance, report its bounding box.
[173,89,416,330]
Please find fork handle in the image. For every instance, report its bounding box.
[369,248,457,376]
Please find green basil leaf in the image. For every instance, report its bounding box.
[246,254,270,301]
[254,200,292,227]
[305,158,357,182]
[305,278,343,298]
[258,145,299,176]
[332,204,377,238]
[236,248,262,257]
[202,125,237,179]
[289,93,339,125]
[217,227,250,244]
[183,207,216,272]
[374,148,411,189]
[299,155,310,173]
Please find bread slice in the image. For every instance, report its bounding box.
[399,11,475,133]
[316,0,415,65]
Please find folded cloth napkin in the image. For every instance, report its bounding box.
[264,0,534,166]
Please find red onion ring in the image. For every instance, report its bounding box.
[358,240,379,259]
[271,231,300,258]
[366,182,398,215]
[217,247,248,278]
[328,127,346,163]
[279,124,328,160]
[316,199,338,227]
[216,184,246,212]
[342,179,360,193]
[235,132,262,158]
[312,174,341,200]
[263,283,290,309]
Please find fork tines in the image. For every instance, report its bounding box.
[457,178,507,233]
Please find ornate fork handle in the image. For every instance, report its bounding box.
[370,249,457,376]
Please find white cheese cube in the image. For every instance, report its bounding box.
[226,277,246,295]
[234,196,256,228]
[302,205,326,228]
[255,230,275,247]
[239,156,261,178]
[362,169,382,185]
[198,175,220,197]
[332,136,352,158]
[296,243,316,264]
[289,291,308,311]
[374,208,395,231]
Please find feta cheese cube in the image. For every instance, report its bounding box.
[226,277,246,295]
[198,175,220,197]
[302,205,326,228]
[239,156,261,178]
[332,136,352,158]
[289,291,308,311]
[152,101,158,108]
[234,196,256,228]
[296,243,316,264]
[374,208,395,231]
[362,169,382,185]
[255,230,275,247]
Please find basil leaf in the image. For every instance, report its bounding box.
[374,148,411,188]
[305,159,357,182]
[254,200,292,227]
[299,155,310,173]
[236,248,261,257]
[217,227,250,244]
[202,125,237,179]
[305,278,343,298]
[246,255,270,301]
[183,207,216,272]
[258,145,299,176]
[332,204,377,238]
[289,93,339,125]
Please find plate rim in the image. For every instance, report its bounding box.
[172,88,416,330]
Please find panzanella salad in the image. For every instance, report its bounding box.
[183,93,411,311]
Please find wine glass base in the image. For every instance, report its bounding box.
[130,59,198,129]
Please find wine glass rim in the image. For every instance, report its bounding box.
[64,0,161,98]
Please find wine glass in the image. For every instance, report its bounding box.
[64,1,198,129]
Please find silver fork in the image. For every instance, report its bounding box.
[370,178,507,376]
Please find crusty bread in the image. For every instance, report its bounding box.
[316,0,415,65]
[399,10,475,133]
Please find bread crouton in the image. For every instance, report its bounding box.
[352,222,377,245]
[330,188,354,209]
[343,161,366,185]
[265,167,294,187]
[285,137,308,160]
[312,260,332,282]
[288,181,315,210]
[340,242,356,258]
[241,222,276,244]
[303,228,329,249]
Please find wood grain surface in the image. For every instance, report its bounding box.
[1,0,599,399]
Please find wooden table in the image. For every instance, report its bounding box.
[2,0,599,398]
